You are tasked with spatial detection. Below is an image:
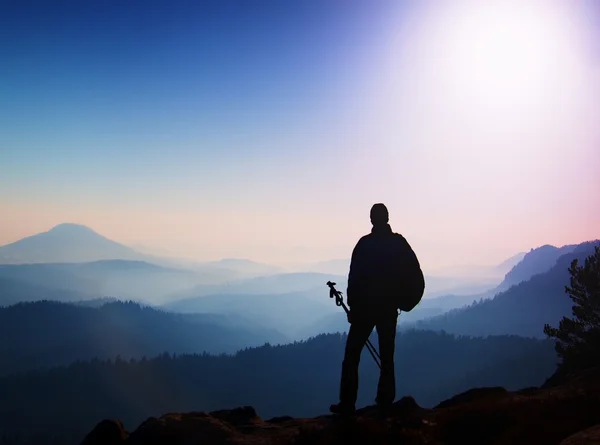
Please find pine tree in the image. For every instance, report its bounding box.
[544,246,600,372]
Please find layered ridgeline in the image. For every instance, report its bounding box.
[0,300,287,377]
[0,260,215,306]
[0,224,286,301]
[0,223,279,277]
[159,242,580,338]
[406,241,600,338]
[0,223,513,308]
[0,330,557,443]
[497,243,579,291]
[0,224,347,313]
[2,227,596,359]
[303,240,599,338]
[413,240,598,315]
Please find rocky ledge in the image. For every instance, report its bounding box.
[81,367,600,445]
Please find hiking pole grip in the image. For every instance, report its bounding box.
[326,281,344,308]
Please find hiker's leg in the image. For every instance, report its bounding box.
[339,320,375,407]
[375,311,398,406]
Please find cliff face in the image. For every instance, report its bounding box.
[81,367,600,445]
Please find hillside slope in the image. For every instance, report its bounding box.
[0,276,101,307]
[408,241,600,338]
[0,300,287,376]
[496,243,578,291]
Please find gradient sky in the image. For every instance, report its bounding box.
[1,0,599,270]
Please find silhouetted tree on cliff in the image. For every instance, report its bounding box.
[544,246,600,372]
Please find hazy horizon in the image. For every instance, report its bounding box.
[2,0,599,269]
[0,221,595,275]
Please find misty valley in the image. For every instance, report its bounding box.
[0,224,598,443]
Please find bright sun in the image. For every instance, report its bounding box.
[368,0,595,185]
[405,1,587,111]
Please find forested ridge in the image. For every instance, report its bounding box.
[0,330,556,443]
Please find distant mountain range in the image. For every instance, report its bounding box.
[1,223,597,342]
[168,272,346,299]
[0,224,515,297]
[0,225,246,274]
[0,262,345,307]
[163,240,600,339]
[0,260,223,305]
[200,258,283,277]
[405,240,600,338]
[0,224,283,279]
[163,287,341,338]
[496,243,578,291]
[0,223,145,264]
[420,240,596,310]
[423,252,527,279]
[302,240,599,338]
[0,223,349,307]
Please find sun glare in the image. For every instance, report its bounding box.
[368,1,594,158]
[380,1,591,116]
[429,2,588,112]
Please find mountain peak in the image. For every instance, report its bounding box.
[48,223,98,235]
[0,223,142,264]
[500,242,579,289]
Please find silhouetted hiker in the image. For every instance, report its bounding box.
[330,203,423,416]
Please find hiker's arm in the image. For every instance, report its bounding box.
[347,238,366,308]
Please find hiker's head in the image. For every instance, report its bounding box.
[370,203,389,226]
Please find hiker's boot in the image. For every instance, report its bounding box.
[329,403,356,416]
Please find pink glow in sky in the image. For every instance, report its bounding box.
[1,0,598,271]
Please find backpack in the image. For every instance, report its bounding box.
[393,234,425,312]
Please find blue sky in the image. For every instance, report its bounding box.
[1,0,599,268]
[1,1,398,206]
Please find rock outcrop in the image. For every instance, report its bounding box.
[560,424,600,445]
[81,367,600,445]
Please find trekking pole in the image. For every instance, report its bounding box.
[326,281,382,369]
